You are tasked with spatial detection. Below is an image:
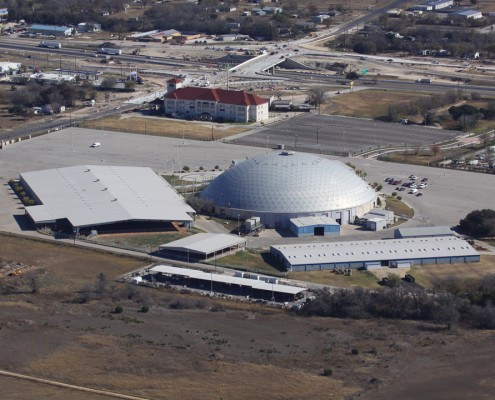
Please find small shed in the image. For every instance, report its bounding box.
[366,217,387,231]
[359,208,394,230]
[289,216,340,237]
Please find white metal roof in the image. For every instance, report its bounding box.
[159,233,246,255]
[0,62,21,73]
[201,152,376,213]
[290,216,339,228]
[21,165,195,227]
[395,226,454,238]
[150,265,306,295]
[272,237,478,267]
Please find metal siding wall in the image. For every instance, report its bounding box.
[325,225,340,233]
[436,257,451,264]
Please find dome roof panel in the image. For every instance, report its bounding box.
[201,152,376,213]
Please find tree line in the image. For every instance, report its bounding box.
[4,81,96,116]
[330,14,495,58]
[302,276,495,330]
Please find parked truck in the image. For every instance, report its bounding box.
[97,48,122,56]
[39,41,61,49]
[416,78,431,84]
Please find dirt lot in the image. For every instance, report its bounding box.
[2,232,495,399]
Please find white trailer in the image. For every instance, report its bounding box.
[39,41,61,49]
[97,48,122,55]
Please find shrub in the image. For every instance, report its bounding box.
[183,165,190,172]
[397,196,402,201]
[351,348,360,355]
[114,305,123,314]
[321,368,333,376]
[141,305,150,313]
[392,192,397,197]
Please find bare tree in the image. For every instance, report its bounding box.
[480,132,491,148]
[306,88,326,109]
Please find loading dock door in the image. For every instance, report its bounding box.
[314,226,324,236]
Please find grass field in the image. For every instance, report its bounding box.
[213,250,286,275]
[325,90,431,119]
[95,230,195,251]
[0,232,146,292]
[83,115,249,141]
[410,255,495,288]
[289,270,380,288]
[2,233,495,399]
[385,196,415,220]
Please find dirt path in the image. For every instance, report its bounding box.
[0,369,150,400]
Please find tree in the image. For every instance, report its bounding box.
[96,272,109,296]
[480,132,491,148]
[346,71,359,80]
[100,77,117,90]
[431,144,440,156]
[353,41,377,54]
[459,209,495,238]
[306,88,326,109]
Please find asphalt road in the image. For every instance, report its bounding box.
[1,127,493,238]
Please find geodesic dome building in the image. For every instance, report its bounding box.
[200,152,377,229]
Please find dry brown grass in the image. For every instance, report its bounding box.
[325,90,431,118]
[2,232,495,399]
[84,115,249,141]
[411,255,495,288]
[0,232,146,292]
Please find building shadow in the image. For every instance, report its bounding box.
[13,214,35,231]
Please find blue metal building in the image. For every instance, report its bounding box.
[289,216,340,237]
[271,236,480,272]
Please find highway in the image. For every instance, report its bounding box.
[273,70,495,96]
[1,0,494,142]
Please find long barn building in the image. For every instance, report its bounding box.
[271,236,479,272]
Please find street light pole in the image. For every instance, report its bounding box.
[316,129,319,145]
[237,214,240,236]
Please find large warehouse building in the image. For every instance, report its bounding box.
[271,236,479,272]
[200,151,377,229]
[19,165,195,233]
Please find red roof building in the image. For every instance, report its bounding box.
[164,86,270,123]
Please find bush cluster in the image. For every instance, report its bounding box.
[302,277,495,330]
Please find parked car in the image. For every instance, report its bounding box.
[409,175,419,180]
[421,177,428,182]
[419,183,427,189]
